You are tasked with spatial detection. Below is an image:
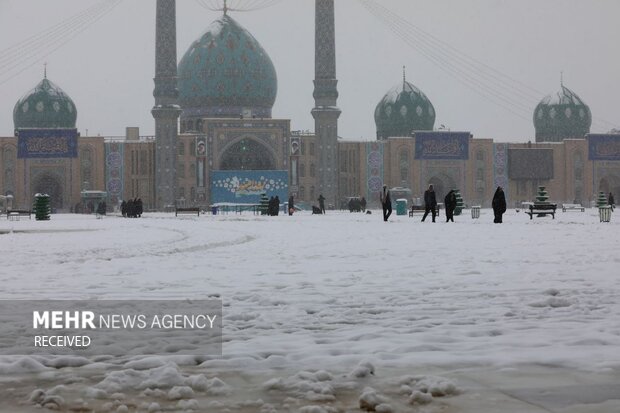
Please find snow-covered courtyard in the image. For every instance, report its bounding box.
[1,208,619,412]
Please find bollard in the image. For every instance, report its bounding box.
[471,205,481,219]
[599,206,612,222]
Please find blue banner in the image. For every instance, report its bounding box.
[17,128,78,158]
[588,134,620,161]
[211,170,288,204]
[414,132,470,160]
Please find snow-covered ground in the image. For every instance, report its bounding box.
[0,208,619,412]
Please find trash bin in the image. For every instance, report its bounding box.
[471,205,481,219]
[396,198,407,216]
[211,206,218,215]
[599,206,612,222]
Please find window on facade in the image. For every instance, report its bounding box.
[139,150,147,175]
[178,162,185,178]
[341,151,347,172]
[476,169,484,180]
[190,187,196,201]
[310,163,316,177]
[178,187,185,198]
[300,186,305,200]
[310,142,315,156]
[178,142,185,156]
[476,151,484,161]
[190,140,196,155]
[301,141,306,155]
[190,164,196,177]
[299,163,305,177]
[310,186,315,200]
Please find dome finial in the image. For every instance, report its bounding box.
[560,70,563,87]
[223,0,228,15]
[402,65,406,90]
[44,62,47,79]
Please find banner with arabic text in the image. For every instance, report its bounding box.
[17,128,78,158]
[588,134,620,161]
[414,131,469,160]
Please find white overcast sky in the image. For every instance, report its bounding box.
[0,0,619,142]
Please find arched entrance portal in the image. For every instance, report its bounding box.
[428,174,456,203]
[599,175,620,200]
[220,138,276,170]
[32,173,63,210]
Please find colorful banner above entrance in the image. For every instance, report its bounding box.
[414,132,470,160]
[17,128,78,158]
[211,170,288,204]
[588,134,620,161]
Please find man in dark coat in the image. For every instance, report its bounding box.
[492,186,507,223]
[136,198,143,217]
[421,184,437,222]
[609,192,615,211]
[318,194,326,214]
[380,185,392,222]
[268,196,276,216]
[444,190,457,222]
[274,196,280,215]
[360,196,367,212]
[288,195,295,216]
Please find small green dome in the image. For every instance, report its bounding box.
[534,84,591,142]
[375,79,435,140]
[178,14,277,122]
[13,77,77,130]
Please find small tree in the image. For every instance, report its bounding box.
[596,191,608,208]
[33,193,51,221]
[535,186,550,205]
[454,189,465,216]
[259,193,269,215]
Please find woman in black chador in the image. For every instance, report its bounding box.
[444,189,457,222]
[492,186,507,223]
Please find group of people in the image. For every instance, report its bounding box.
[121,198,143,218]
[266,196,281,216]
[379,184,508,224]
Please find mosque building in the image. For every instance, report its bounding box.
[1,1,620,213]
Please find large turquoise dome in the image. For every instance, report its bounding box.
[13,77,77,130]
[178,14,277,127]
[534,84,591,142]
[375,78,435,140]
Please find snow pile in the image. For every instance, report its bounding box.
[395,375,460,405]
[358,387,393,412]
[264,370,336,402]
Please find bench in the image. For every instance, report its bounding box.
[526,204,557,219]
[409,205,440,217]
[562,203,584,212]
[7,209,31,220]
[175,207,200,217]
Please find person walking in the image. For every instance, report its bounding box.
[492,186,507,223]
[380,185,392,222]
[288,194,295,216]
[274,196,280,216]
[360,196,367,212]
[421,184,437,222]
[318,194,326,214]
[444,189,457,222]
[609,192,615,211]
